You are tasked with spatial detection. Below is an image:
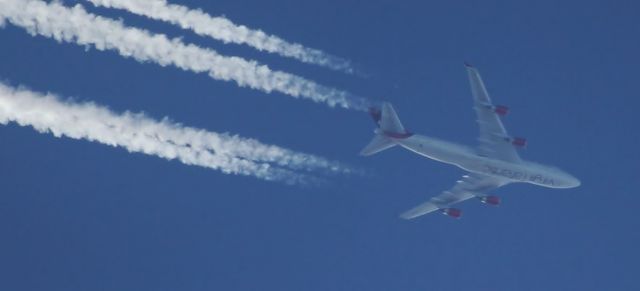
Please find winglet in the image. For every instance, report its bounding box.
[464,61,474,68]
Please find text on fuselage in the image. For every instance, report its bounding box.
[484,165,555,186]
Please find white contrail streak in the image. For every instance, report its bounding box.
[0,0,369,110]
[0,82,350,184]
[87,0,354,73]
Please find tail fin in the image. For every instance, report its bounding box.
[378,102,406,133]
[360,102,409,156]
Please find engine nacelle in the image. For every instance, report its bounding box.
[511,137,527,148]
[505,136,527,148]
[494,105,509,116]
[440,208,462,218]
[484,104,509,116]
[480,195,501,206]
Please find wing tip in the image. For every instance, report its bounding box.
[464,61,474,68]
[399,202,440,220]
[399,213,415,220]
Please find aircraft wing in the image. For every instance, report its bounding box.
[466,64,522,163]
[400,173,509,219]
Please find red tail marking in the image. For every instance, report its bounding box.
[369,107,382,125]
[383,131,413,139]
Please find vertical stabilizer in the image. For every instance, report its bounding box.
[360,102,410,156]
[379,103,406,134]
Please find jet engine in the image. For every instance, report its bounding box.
[440,208,462,218]
[504,136,527,148]
[479,195,501,206]
[511,137,527,147]
[493,105,509,116]
[484,104,509,116]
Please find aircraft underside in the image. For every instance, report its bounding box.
[360,63,580,219]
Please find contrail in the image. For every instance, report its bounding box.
[0,82,350,184]
[0,0,370,110]
[87,0,354,73]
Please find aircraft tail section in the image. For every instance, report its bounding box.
[377,102,406,133]
[360,102,411,156]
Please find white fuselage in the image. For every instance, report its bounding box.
[392,134,580,189]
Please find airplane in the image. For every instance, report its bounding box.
[361,63,580,219]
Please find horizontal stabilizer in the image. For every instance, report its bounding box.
[359,135,396,156]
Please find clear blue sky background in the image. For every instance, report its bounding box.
[1,0,639,290]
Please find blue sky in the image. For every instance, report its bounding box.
[1,0,639,290]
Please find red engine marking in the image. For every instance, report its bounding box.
[512,137,527,147]
[442,208,462,218]
[494,105,509,116]
[482,195,501,206]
